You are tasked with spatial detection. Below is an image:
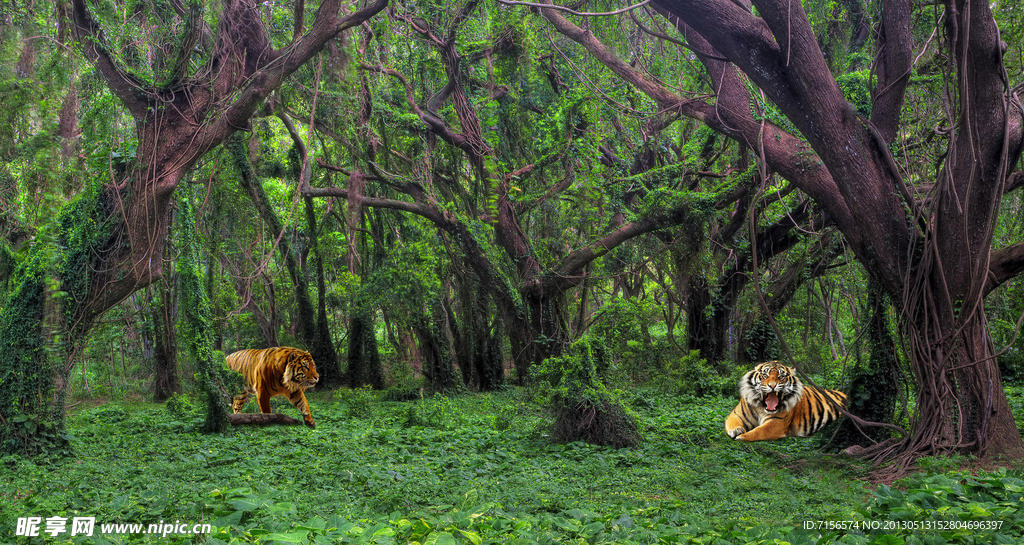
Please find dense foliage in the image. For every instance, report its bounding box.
[4,0,1024,541]
[3,389,1024,543]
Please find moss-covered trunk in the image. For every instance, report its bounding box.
[0,183,124,454]
[452,278,504,391]
[176,192,229,433]
[347,311,384,390]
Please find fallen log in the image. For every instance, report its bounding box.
[227,413,302,426]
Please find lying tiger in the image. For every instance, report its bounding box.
[725,361,846,441]
[227,347,319,428]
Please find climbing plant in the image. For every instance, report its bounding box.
[0,180,116,456]
[531,337,639,448]
[175,188,229,433]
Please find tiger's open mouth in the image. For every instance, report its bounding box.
[763,391,780,412]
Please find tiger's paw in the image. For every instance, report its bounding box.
[727,427,745,439]
[304,419,316,429]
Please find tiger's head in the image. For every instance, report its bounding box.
[739,361,803,414]
[282,350,319,391]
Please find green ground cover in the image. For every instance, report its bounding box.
[2,388,1023,544]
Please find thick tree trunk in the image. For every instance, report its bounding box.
[504,291,572,383]
[452,278,504,391]
[853,307,1024,471]
[686,276,731,364]
[906,308,1024,460]
[831,285,900,448]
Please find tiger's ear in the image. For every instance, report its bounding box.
[790,366,798,375]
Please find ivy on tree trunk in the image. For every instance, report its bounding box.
[176,191,228,434]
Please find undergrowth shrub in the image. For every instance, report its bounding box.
[380,379,423,402]
[165,393,199,420]
[214,354,244,395]
[590,298,681,383]
[653,350,737,397]
[403,395,464,429]
[336,385,376,418]
[80,405,130,424]
[532,337,639,448]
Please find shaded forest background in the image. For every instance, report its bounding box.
[2,0,1024,476]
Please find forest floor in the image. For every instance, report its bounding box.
[3,387,1024,544]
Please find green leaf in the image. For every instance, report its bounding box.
[968,504,993,517]
[425,532,457,545]
[227,498,260,512]
[264,530,312,543]
[459,529,483,545]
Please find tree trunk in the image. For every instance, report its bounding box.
[57,78,81,161]
[908,308,1023,460]
[831,284,900,448]
[229,137,340,382]
[303,191,341,387]
[504,290,572,384]
[686,276,731,365]
[415,304,459,393]
[347,311,384,389]
[452,276,504,391]
[150,277,180,402]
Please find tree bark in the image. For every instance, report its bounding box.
[414,304,460,393]
[347,311,384,389]
[644,0,1024,466]
[151,278,180,402]
[228,137,341,383]
[452,275,505,391]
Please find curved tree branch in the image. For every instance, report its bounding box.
[69,0,152,119]
[652,0,915,292]
[542,2,860,256]
[986,242,1024,295]
[869,0,912,142]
